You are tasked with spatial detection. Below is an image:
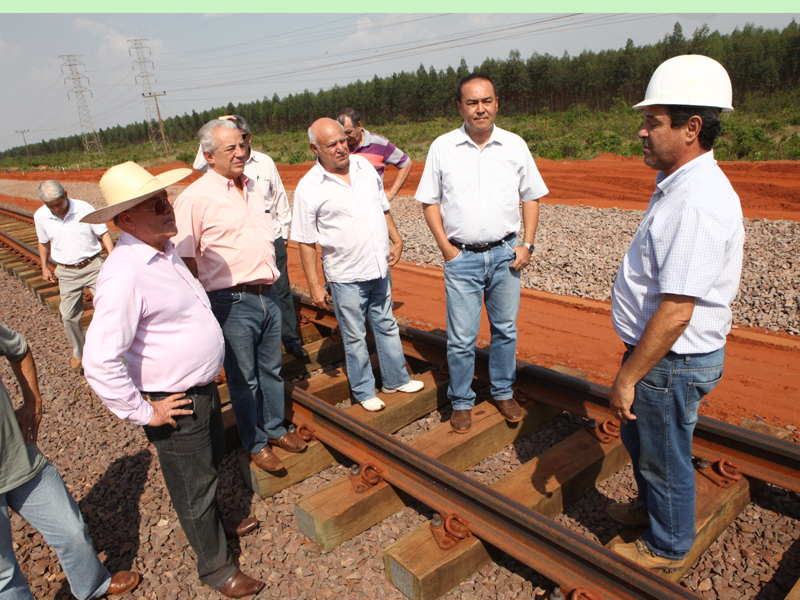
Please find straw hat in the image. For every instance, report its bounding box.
[80,161,191,224]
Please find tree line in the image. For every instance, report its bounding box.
[3,19,799,161]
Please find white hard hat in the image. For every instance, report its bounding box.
[634,54,733,112]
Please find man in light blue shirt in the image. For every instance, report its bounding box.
[607,55,744,572]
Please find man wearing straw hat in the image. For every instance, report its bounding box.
[173,118,307,474]
[81,162,265,597]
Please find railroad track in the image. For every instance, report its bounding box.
[1,204,800,600]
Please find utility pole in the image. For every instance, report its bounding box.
[129,38,170,158]
[59,54,104,158]
[15,129,32,167]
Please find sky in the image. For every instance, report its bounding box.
[0,12,797,153]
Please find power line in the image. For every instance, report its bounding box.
[129,38,169,156]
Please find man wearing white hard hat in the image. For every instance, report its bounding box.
[81,162,265,597]
[606,55,744,571]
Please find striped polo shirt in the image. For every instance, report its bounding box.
[352,129,409,179]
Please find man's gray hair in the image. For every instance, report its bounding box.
[226,115,250,134]
[198,118,239,153]
[38,180,65,202]
[308,125,317,147]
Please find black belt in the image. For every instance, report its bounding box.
[60,253,100,269]
[220,283,271,294]
[449,233,515,253]
[143,382,215,400]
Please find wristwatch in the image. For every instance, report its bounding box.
[521,242,534,253]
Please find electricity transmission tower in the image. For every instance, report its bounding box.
[129,38,170,158]
[59,54,104,158]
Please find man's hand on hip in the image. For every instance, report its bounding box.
[510,245,531,271]
[146,393,193,428]
[442,243,461,262]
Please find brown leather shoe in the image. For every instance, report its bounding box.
[215,569,266,598]
[495,398,522,422]
[268,431,307,453]
[70,356,82,371]
[104,571,140,596]
[451,409,472,434]
[225,516,259,539]
[249,446,285,472]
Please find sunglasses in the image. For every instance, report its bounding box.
[132,192,173,215]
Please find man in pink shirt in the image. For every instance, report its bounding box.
[173,119,307,474]
[81,162,265,598]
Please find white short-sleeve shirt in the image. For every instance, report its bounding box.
[291,154,391,283]
[415,125,549,245]
[611,151,745,354]
[34,198,108,265]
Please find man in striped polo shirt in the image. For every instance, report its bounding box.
[607,55,744,572]
[337,107,413,201]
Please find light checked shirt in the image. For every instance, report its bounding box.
[193,146,291,240]
[173,168,279,292]
[34,198,107,264]
[291,154,391,283]
[611,151,745,354]
[415,125,549,245]
[83,232,225,426]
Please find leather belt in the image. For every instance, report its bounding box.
[60,253,100,269]
[220,283,272,294]
[449,233,515,253]
[143,382,215,400]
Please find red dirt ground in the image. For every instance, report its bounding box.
[3,155,799,432]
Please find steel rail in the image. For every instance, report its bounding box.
[287,385,696,600]
[0,206,35,224]
[0,230,45,266]
[295,295,800,494]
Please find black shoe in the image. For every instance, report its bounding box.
[284,343,309,359]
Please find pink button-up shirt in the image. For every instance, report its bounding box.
[172,168,279,292]
[83,232,225,426]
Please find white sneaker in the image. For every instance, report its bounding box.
[360,397,385,412]
[382,380,424,394]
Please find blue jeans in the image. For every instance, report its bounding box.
[143,383,236,588]
[443,239,520,410]
[0,462,111,600]
[209,288,287,455]
[273,237,302,348]
[619,346,725,560]
[329,273,410,403]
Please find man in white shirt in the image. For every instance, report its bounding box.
[34,180,114,371]
[416,74,549,433]
[292,118,423,412]
[606,55,744,572]
[192,115,307,359]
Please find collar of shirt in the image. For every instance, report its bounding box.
[117,231,175,263]
[357,128,373,151]
[204,165,251,192]
[454,124,504,150]
[312,156,364,187]
[655,150,716,197]
[41,197,76,221]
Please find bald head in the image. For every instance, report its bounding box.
[308,118,350,175]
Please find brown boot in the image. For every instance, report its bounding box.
[268,431,307,453]
[494,398,522,422]
[605,498,650,527]
[215,569,266,598]
[102,571,140,596]
[249,446,284,472]
[451,409,472,434]
[611,538,685,572]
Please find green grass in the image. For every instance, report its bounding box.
[3,92,800,172]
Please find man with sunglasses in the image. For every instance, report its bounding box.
[174,119,307,476]
[34,181,114,372]
[81,161,266,597]
[192,115,308,359]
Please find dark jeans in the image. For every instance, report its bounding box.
[209,287,287,454]
[273,236,302,348]
[143,383,236,588]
